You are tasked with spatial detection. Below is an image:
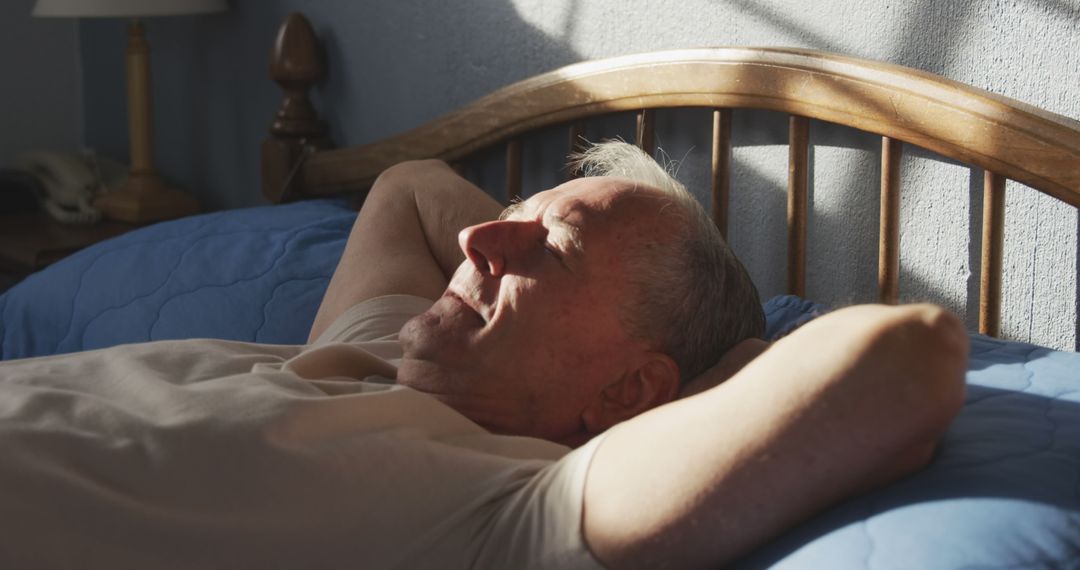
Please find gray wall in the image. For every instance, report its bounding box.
[0,0,83,165]
[80,0,1080,351]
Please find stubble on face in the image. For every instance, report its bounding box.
[395,178,678,440]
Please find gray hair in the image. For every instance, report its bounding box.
[569,141,765,382]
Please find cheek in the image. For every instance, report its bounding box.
[533,307,628,375]
[497,278,628,368]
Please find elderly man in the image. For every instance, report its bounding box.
[313,141,766,448]
[0,142,966,569]
[309,140,966,566]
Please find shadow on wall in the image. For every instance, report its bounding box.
[80,0,584,211]
[707,0,1077,347]
[1035,0,1080,22]
[315,0,584,146]
[718,0,845,52]
[654,109,987,325]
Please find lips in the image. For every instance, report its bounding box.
[446,290,487,324]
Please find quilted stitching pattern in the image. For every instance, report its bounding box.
[734,304,1080,569]
[0,199,355,359]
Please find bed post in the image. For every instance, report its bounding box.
[260,13,332,203]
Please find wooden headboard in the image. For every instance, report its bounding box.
[260,13,1080,341]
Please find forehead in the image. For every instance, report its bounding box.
[512,178,676,264]
[527,176,666,220]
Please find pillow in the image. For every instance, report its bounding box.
[0,199,356,360]
[761,295,828,340]
[731,306,1080,568]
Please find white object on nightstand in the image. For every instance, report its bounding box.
[32,0,227,223]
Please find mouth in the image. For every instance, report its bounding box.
[446,290,487,325]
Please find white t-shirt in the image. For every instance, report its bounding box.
[0,295,605,569]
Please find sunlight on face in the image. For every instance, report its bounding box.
[397,177,675,444]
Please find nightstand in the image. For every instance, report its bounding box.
[0,213,136,292]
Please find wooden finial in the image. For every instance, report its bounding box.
[261,13,331,202]
[269,12,325,136]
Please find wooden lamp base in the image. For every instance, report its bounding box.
[94,171,199,224]
[92,20,201,225]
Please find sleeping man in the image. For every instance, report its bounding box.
[0,141,967,569]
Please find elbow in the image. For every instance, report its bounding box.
[375,159,452,186]
[834,304,968,491]
[875,304,969,441]
[911,305,968,433]
[366,159,449,208]
[369,159,456,204]
[828,303,968,446]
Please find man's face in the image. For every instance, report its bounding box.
[397,177,674,444]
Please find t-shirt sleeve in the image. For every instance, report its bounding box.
[472,434,609,570]
[312,294,434,345]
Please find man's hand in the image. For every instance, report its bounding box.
[308,160,503,342]
[583,304,968,569]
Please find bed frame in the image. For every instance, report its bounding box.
[260,13,1080,341]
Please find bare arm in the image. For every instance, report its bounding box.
[308,160,503,342]
[583,304,969,569]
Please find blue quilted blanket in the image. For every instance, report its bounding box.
[737,297,1080,568]
[1,203,1077,568]
[0,199,354,358]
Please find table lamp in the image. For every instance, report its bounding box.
[33,0,227,223]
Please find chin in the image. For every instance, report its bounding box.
[401,299,482,356]
[398,312,432,355]
[399,311,475,380]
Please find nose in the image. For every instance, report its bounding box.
[459,219,545,277]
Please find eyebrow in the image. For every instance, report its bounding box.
[546,213,584,254]
[498,200,525,221]
[498,200,585,258]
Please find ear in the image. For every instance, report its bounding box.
[581,352,680,435]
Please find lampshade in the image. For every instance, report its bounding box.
[33,0,227,18]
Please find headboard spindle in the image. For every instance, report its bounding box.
[787,115,810,297]
[879,137,903,305]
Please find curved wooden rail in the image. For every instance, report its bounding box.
[291,47,1080,206]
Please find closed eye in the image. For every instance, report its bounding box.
[542,241,569,267]
[543,242,563,260]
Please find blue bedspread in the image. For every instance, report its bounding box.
[738,297,1080,568]
[0,199,354,358]
[1,203,1077,568]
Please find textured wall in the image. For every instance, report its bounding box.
[0,0,83,165]
[80,0,1079,350]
